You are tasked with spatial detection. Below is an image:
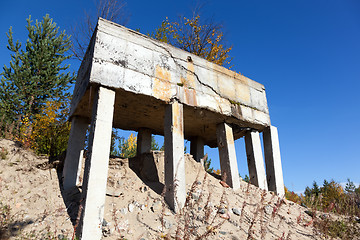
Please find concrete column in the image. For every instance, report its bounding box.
[216,122,240,190]
[164,100,186,212]
[137,128,152,155]
[190,136,204,162]
[76,150,84,186]
[77,86,115,239]
[263,126,285,197]
[62,117,88,190]
[245,131,268,190]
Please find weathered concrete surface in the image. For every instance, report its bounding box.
[62,117,88,190]
[164,100,186,212]
[190,136,204,162]
[263,126,285,197]
[137,128,152,155]
[216,122,240,190]
[77,86,115,239]
[70,18,270,147]
[66,18,285,239]
[245,131,268,191]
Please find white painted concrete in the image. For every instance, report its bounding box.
[216,123,240,190]
[263,126,285,197]
[164,100,186,212]
[245,131,268,191]
[76,150,84,186]
[78,87,115,239]
[70,18,271,133]
[137,128,152,155]
[62,117,88,190]
[190,136,204,162]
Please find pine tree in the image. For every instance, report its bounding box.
[312,181,320,196]
[0,14,75,130]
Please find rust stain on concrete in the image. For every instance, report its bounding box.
[153,65,172,101]
[172,102,183,135]
[184,87,197,106]
[225,125,235,145]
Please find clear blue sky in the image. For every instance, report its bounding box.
[1,0,359,193]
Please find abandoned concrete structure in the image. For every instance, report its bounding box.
[62,18,285,239]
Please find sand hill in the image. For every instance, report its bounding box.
[0,138,320,239]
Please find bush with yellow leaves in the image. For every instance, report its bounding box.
[17,100,70,158]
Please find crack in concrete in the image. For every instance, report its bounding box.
[150,41,265,114]
[151,41,221,98]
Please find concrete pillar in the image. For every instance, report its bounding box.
[62,117,88,190]
[190,136,204,162]
[76,150,84,186]
[263,126,285,197]
[216,122,240,190]
[77,86,115,239]
[164,100,186,212]
[137,128,152,155]
[245,131,268,190]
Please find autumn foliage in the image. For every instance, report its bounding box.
[16,100,71,157]
[152,15,233,68]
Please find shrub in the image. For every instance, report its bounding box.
[119,133,137,158]
[16,100,70,158]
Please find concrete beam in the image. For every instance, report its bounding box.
[164,100,186,212]
[245,131,268,191]
[62,117,88,190]
[216,123,240,190]
[263,126,285,197]
[77,86,115,239]
[137,128,152,155]
[70,18,271,148]
[190,136,204,162]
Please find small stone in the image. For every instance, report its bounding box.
[102,219,108,227]
[218,208,226,214]
[301,202,308,208]
[128,203,135,212]
[163,219,172,229]
[102,226,111,237]
[57,234,65,240]
[232,208,241,216]
[219,231,227,235]
[320,214,328,219]
[24,215,34,224]
[140,204,146,210]
[151,201,162,212]
[106,188,122,197]
[191,192,199,200]
[355,216,360,223]
[140,186,148,192]
[304,210,314,217]
[264,205,272,215]
[120,208,128,214]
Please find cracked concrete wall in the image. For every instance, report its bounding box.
[70,18,271,147]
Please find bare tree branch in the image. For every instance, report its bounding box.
[70,0,129,61]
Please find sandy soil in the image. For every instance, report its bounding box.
[0,138,320,239]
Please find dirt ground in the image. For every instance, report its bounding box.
[0,138,321,239]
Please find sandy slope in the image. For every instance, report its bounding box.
[0,138,319,239]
